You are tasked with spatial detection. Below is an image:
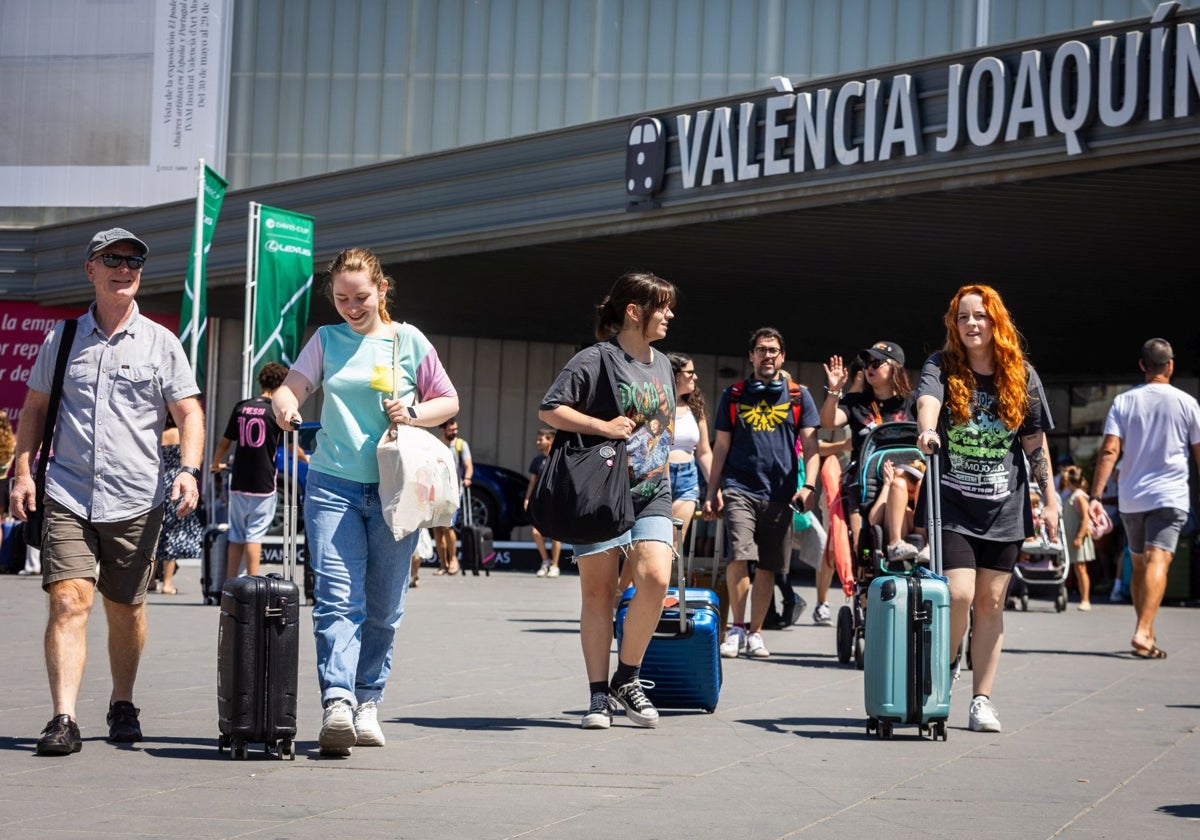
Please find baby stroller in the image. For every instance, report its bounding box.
[836,421,926,669]
[1007,494,1070,612]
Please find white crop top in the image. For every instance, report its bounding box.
[671,405,702,454]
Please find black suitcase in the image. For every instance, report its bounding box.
[216,429,302,760]
[459,487,495,577]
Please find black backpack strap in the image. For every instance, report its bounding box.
[34,319,78,509]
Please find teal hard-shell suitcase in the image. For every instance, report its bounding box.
[863,441,952,740]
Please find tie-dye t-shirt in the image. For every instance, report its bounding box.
[917,352,1053,541]
[539,339,675,518]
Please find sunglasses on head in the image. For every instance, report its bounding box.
[92,253,146,269]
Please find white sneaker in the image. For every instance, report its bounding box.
[812,602,832,625]
[546,566,560,578]
[353,700,385,747]
[887,540,920,564]
[745,631,770,658]
[719,626,746,658]
[319,698,356,755]
[536,561,550,577]
[968,695,1002,732]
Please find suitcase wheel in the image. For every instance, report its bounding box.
[280,738,296,760]
[933,721,948,741]
[218,733,231,752]
[230,738,248,760]
[866,718,877,735]
[878,721,894,740]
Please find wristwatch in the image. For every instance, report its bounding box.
[178,466,201,480]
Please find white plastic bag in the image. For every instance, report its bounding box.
[376,424,460,539]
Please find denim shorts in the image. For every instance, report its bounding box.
[572,514,675,559]
[670,460,700,502]
[1121,507,1188,554]
[228,491,277,543]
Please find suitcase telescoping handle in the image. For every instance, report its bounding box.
[924,441,942,576]
[281,423,300,583]
[462,484,472,528]
[672,518,688,633]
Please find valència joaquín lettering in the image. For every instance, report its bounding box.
[663,6,1200,192]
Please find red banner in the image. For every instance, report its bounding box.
[0,302,180,432]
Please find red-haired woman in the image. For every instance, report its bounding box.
[916,285,1058,734]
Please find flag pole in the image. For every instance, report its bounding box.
[188,158,206,375]
[242,202,259,401]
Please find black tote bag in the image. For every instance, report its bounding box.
[528,347,635,545]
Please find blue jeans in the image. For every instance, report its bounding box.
[304,468,419,706]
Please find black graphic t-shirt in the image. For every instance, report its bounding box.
[917,353,1054,541]
[221,396,285,495]
[540,340,675,518]
[839,391,915,463]
[528,453,548,477]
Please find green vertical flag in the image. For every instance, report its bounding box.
[251,205,314,371]
[180,163,227,387]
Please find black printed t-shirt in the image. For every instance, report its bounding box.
[540,339,675,518]
[221,396,285,495]
[839,391,915,464]
[917,352,1054,542]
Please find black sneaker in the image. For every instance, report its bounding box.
[36,714,82,756]
[609,679,659,728]
[780,596,807,627]
[581,690,613,729]
[106,701,142,743]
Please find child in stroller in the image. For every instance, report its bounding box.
[1007,486,1070,612]
[835,421,927,668]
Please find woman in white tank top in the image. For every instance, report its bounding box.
[668,353,713,544]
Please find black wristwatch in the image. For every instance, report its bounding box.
[178,466,201,480]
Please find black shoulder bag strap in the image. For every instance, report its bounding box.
[34,319,79,512]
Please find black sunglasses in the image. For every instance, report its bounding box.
[863,357,888,370]
[92,253,146,269]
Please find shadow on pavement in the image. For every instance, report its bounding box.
[401,716,577,731]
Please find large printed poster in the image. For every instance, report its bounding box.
[0,0,231,208]
[0,303,180,430]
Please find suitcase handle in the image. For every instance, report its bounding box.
[924,441,943,576]
[281,428,300,582]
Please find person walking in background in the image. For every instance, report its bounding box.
[272,247,459,755]
[539,271,676,730]
[1059,465,1096,610]
[9,227,203,756]
[524,427,562,577]
[432,418,472,576]
[211,362,299,580]
[155,414,204,595]
[667,352,713,552]
[704,327,820,660]
[0,408,14,562]
[916,284,1057,733]
[1089,338,1200,659]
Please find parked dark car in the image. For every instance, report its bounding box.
[268,422,528,539]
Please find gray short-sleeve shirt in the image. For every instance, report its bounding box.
[28,305,200,522]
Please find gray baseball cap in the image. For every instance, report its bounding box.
[85,227,149,261]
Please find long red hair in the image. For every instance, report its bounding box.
[940,284,1029,430]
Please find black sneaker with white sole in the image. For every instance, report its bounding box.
[581,690,613,729]
[609,679,659,728]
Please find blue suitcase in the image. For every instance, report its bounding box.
[863,441,952,740]
[615,583,722,713]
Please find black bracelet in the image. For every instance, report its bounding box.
[803,484,816,491]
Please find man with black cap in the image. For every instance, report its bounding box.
[1089,338,1200,660]
[10,227,204,756]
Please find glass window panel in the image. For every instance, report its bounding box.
[698,1,730,100]
[564,0,597,124]
[672,0,703,103]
